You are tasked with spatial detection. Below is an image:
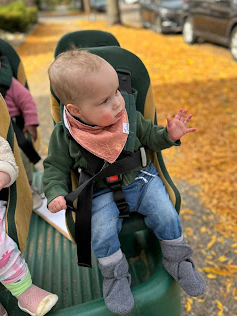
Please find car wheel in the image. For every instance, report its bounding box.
[183,17,196,44]
[230,26,237,61]
[153,16,164,34]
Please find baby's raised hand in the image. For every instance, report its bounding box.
[166,108,196,142]
[48,196,67,213]
[0,171,11,191]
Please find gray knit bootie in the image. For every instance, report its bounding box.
[160,237,206,297]
[98,254,134,315]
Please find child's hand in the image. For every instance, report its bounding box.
[166,108,197,142]
[23,125,38,142]
[0,171,11,191]
[48,196,67,213]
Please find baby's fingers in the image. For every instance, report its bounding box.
[166,116,173,127]
[184,113,193,125]
[186,128,197,134]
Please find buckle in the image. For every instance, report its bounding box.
[106,174,122,185]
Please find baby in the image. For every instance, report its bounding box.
[0,54,42,210]
[0,135,58,316]
[43,49,206,315]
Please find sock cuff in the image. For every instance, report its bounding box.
[161,235,184,244]
[98,249,123,266]
[4,268,32,297]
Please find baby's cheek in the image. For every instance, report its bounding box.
[101,113,114,122]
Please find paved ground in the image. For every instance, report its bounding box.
[2,6,236,316]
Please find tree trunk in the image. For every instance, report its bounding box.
[83,0,91,15]
[106,0,121,25]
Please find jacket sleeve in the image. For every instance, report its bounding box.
[0,135,18,187]
[9,78,39,126]
[43,123,74,205]
[136,111,181,152]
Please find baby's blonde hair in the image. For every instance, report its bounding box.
[48,49,106,105]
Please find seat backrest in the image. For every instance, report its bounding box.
[0,38,40,161]
[0,94,32,253]
[0,38,28,88]
[54,30,120,58]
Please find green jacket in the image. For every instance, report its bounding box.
[43,110,180,205]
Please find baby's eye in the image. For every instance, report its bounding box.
[115,88,119,94]
[102,99,108,104]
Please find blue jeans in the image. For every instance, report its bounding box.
[91,163,182,258]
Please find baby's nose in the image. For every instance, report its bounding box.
[113,99,120,109]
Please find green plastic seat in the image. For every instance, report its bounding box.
[0,38,28,89]
[48,31,181,315]
[54,30,120,57]
[0,38,40,160]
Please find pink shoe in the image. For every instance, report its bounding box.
[0,303,7,316]
[17,284,58,316]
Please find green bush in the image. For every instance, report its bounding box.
[0,1,38,33]
[26,7,38,24]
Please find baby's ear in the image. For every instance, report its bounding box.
[66,104,81,117]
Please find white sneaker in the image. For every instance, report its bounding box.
[17,285,58,316]
[31,186,43,210]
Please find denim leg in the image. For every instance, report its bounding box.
[135,165,182,240]
[91,191,122,258]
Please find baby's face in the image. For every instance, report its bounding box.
[73,62,125,127]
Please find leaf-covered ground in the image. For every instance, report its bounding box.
[17,17,237,316]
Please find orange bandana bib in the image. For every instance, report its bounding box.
[64,107,129,163]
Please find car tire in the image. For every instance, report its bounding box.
[153,15,164,34]
[230,26,237,61]
[183,17,196,44]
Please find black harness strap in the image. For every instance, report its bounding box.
[0,85,8,98]
[106,174,129,218]
[117,71,132,94]
[65,149,145,267]
[65,70,143,267]
[12,119,41,164]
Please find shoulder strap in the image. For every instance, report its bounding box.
[11,119,41,164]
[75,70,135,175]
[65,70,143,267]
[65,149,145,267]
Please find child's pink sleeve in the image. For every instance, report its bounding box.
[7,78,39,126]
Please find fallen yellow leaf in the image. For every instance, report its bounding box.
[218,255,228,263]
[207,235,217,250]
[185,298,193,312]
[216,300,223,316]
[207,273,217,279]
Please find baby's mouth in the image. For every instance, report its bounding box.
[115,110,123,118]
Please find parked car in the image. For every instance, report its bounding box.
[183,0,237,60]
[122,0,139,4]
[140,0,189,34]
[90,0,106,12]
